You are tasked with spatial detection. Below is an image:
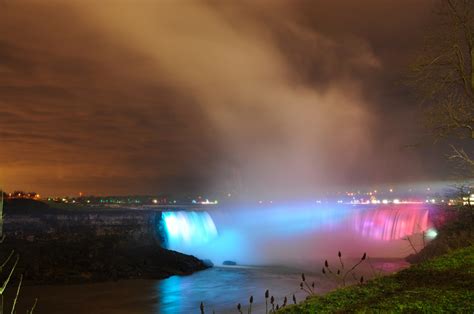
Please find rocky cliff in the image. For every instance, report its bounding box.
[0,199,208,284]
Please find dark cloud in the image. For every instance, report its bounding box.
[0,0,449,197]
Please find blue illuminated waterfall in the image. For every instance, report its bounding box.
[161,204,355,265]
[162,211,218,252]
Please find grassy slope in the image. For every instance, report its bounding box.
[279,245,474,313]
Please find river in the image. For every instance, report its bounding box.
[19,259,408,313]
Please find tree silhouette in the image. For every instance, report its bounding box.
[411,0,474,174]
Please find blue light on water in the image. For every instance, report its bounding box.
[162,211,218,250]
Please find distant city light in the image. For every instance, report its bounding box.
[201,199,218,205]
[469,194,474,205]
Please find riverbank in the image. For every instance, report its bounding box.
[279,245,474,313]
[279,208,474,313]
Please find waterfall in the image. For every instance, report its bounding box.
[162,211,218,252]
[353,205,431,241]
[160,203,436,265]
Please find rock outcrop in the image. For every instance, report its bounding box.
[0,199,209,284]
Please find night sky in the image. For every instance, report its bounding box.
[0,1,450,197]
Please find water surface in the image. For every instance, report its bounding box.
[19,260,407,314]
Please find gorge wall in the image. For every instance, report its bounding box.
[0,199,207,284]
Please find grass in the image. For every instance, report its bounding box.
[279,245,474,313]
[407,207,474,264]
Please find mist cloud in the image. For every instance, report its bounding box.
[69,0,384,197]
[0,0,445,196]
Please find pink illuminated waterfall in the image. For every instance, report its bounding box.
[353,205,431,241]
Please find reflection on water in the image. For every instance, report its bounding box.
[19,261,407,314]
[17,267,316,314]
[156,266,312,314]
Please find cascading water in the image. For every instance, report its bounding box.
[162,211,218,252]
[353,205,431,241]
[161,203,437,266]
